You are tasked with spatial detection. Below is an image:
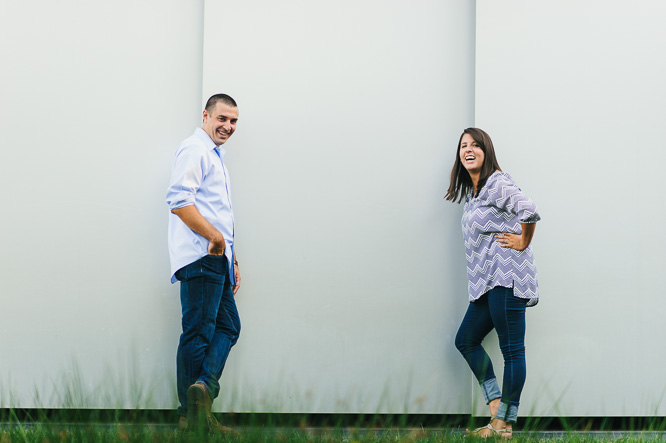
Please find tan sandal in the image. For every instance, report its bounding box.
[466,423,513,439]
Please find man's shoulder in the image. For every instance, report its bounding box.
[176,132,210,157]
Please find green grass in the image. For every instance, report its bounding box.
[1,425,665,442]
[1,411,665,443]
[2,360,665,441]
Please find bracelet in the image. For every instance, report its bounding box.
[234,260,239,266]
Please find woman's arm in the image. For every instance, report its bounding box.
[495,222,536,251]
[490,174,540,224]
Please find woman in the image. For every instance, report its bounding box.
[445,128,540,438]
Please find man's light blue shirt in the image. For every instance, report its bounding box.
[166,127,235,284]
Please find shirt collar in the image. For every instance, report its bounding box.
[194,127,227,158]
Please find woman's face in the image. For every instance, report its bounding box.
[459,133,485,175]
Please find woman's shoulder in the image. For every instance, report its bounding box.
[486,171,516,188]
[478,172,519,201]
[489,170,513,181]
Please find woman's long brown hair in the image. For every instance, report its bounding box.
[445,127,501,203]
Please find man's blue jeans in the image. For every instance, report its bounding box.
[175,254,241,418]
[454,286,527,423]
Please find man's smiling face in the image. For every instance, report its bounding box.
[202,102,239,146]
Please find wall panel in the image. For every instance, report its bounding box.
[0,0,205,409]
[202,0,476,413]
[475,0,666,416]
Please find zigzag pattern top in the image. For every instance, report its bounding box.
[462,171,541,306]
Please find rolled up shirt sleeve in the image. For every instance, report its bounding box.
[491,174,541,223]
[166,146,207,210]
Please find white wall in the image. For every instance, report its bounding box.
[0,0,205,408]
[475,0,666,416]
[202,0,476,413]
[0,0,476,413]
[3,0,661,417]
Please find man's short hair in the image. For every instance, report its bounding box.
[205,94,237,113]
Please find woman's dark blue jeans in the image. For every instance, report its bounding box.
[175,254,241,418]
[455,286,527,423]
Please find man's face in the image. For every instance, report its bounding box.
[202,102,239,145]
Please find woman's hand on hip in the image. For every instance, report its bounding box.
[495,223,536,251]
[494,232,528,251]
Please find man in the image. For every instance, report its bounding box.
[166,94,242,433]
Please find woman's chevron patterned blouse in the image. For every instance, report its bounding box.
[462,171,541,306]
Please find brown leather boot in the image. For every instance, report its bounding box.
[187,382,238,434]
[186,383,209,431]
[177,416,188,431]
[207,414,240,435]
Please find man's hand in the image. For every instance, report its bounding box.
[172,205,226,256]
[207,234,226,256]
[232,262,241,295]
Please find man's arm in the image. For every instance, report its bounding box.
[232,254,241,295]
[174,205,242,294]
[171,205,226,255]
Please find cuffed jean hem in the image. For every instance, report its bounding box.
[481,378,502,404]
[496,402,518,423]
